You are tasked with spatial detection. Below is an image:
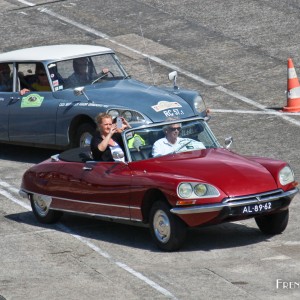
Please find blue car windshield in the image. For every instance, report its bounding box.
[48,53,127,91]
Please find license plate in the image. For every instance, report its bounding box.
[241,202,272,214]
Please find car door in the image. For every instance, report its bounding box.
[52,161,132,219]
[0,91,10,141]
[8,63,58,145]
[80,161,132,219]
[0,63,13,141]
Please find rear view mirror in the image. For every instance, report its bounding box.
[168,71,178,89]
[74,87,90,102]
[225,137,233,149]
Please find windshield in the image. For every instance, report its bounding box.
[124,118,221,162]
[48,53,127,91]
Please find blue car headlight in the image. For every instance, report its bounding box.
[107,109,149,123]
[194,95,206,114]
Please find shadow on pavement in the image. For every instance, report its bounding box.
[6,210,269,252]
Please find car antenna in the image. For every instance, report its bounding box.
[139,23,156,86]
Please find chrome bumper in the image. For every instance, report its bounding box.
[171,188,298,215]
[19,189,29,199]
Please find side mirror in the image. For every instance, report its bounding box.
[74,86,91,102]
[224,136,233,149]
[168,71,178,89]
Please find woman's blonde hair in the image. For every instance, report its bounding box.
[95,112,112,124]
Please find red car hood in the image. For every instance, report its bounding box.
[145,149,278,197]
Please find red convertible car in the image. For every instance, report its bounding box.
[19,117,298,251]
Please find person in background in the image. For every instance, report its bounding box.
[66,57,89,87]
[91,113,131,161]
[19,63,51,95]
[31,64,51,92]
[0,63,12,92]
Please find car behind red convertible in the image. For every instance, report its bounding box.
[19,117,298,251]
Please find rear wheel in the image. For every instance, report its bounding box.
[149,201,187,251]
[30,194,63,224]
[255,209,289,235]
[72,123,96,148]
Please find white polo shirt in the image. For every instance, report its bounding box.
[152,137,205,157]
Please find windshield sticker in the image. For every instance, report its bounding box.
[21,94,44,108]
[126,132,134,140]
[152,101,182,112]
[53,80,59,87]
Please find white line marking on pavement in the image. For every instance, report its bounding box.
[0,189,31,210]
[17,0,35,6]
[211,109,300,116]
[261,255,291,261]
[0,181,177,299]
[116,261,177,299]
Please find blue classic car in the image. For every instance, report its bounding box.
[0,44,207,149]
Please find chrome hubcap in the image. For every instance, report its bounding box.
[80,132,92,148]
[32,194,51,217]
[153,209,171,243]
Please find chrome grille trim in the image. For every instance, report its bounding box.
[223,189,284,204]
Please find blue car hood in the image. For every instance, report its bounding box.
[63,79,196,122]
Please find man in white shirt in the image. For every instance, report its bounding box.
[152,123,205,157]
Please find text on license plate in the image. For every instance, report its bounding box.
[242,202,272,214]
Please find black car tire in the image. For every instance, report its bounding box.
[149,201,187,251]
[30,194,63,224]
[73,123,96,148]
[255,209,289,235]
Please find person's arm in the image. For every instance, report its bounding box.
[98,124,117,152]
[20,88,30,95]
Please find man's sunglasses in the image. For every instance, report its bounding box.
[169,127,181,132]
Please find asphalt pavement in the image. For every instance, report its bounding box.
[0,1,300,299]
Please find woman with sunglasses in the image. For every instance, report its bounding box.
[31,64,51,92]
[20,64,51,95]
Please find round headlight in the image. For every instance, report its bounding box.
[178,183,193,198]
[122,110,132,121]
[194,95,206,114]
[279,165,294,185]
[194,184,207,197]
[108,110,119,119]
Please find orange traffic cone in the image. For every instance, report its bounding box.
[283,58,300,112]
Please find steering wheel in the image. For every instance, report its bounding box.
[91,68,115,84]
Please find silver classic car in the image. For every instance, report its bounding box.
[0,44,207,149]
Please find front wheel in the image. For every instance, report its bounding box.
[255,209,289,235]
[30,194,63,224]
[149,201,187,251]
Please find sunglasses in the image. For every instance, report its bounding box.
[169,127,181,132]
